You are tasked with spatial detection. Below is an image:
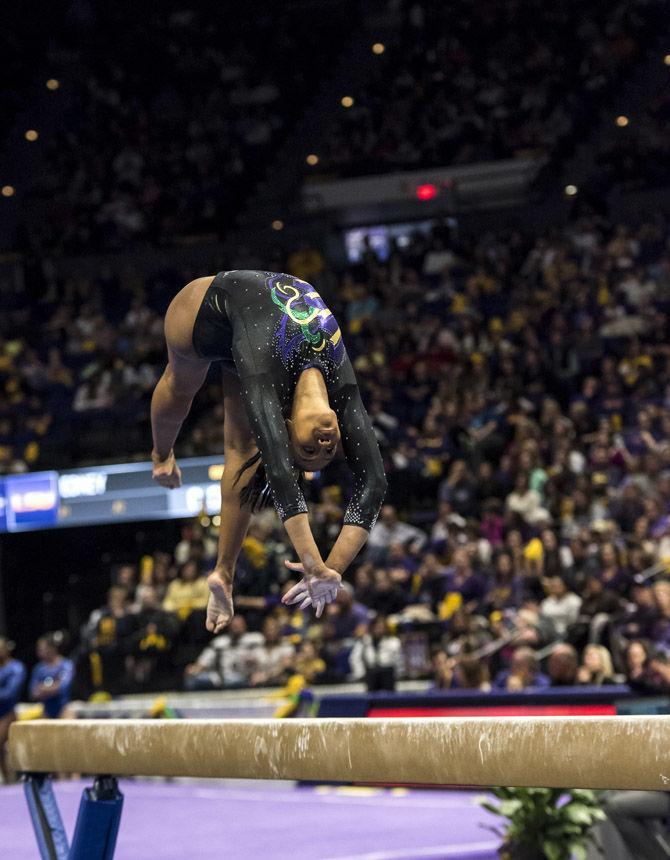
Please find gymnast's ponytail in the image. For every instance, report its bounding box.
[232,451,305,513]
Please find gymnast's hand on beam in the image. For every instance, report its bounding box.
[151,449,182,489]
[281,561,342,618]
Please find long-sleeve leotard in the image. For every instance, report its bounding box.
[210,270,386,529]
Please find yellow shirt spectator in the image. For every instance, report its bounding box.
[162,561,209,620]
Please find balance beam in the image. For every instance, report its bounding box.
[9,715,670,789]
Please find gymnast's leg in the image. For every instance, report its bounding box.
[151,278,213,482]
[206,367,259,634]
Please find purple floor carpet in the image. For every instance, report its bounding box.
[0,780,500,860]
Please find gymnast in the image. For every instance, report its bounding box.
[150,271,386,634]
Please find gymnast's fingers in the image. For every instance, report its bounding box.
[283,579,308,603]
[284,560,305,573]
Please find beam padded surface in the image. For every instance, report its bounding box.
[8,716,670,789]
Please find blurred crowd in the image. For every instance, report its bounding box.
[595,88,670,192]
[3,1,667,258]
[15,0,357,254]
[3,201,670,702]
[317,0,663,176]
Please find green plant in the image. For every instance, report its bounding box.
[480,787,606,860]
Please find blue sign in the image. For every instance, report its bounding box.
[5,472,59,531]
[0,478,6,533]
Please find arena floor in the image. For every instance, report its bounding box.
[0,780,499,859]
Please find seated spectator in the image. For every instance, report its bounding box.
[127,586,180,690]
[624,639,652,689]
[413,552,449,612]
[493,647,550,691]
[326,584,370,640]
[113,563,138,602]
[576,644,617,686]
[368,504,426,561]
[485,550,521,612]
[439,460,477,518]
[505,473,546,525]
[29,634,74,718]
[540,575,582,638]
[81,586,135,694]
[0,637,26,783]
[367,568,408,617]
[248,617,295,688]
[81,586,134,647]
[349,615,403,691]
[353,563,377,606]
[162,560,209,620]
[646,652,670,693]
[431,648,456,691]
[174,523,216,566]
[650,582,670,652]
[444,547,487,611]
[184,615,264,690]
[453,655,491,692]
[547,643,579,687]
[294,640,326,684]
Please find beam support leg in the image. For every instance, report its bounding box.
[69,776,124,860]
[23,774,70,860]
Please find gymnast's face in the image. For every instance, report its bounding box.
[287,410,340,472]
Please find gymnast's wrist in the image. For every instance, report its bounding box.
[325,558,345,575]
[151,447,173,464]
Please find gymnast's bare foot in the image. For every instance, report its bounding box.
[206,570,234,634]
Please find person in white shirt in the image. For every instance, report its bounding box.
[248,616,295,687]
[349,615,404,690]
[540,575,582,638]
[368,505,426,561]
[183,615,263,690]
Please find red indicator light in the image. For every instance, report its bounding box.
[416,183,438,201]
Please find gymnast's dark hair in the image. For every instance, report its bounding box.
[233,451,305,513]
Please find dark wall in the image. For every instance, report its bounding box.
[0,519,183,660]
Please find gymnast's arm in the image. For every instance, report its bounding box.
[242,379,336,581]
[282,386,386,610]
[326,384,388,574]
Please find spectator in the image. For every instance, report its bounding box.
[0,637,26,783]
[431,649,456,690]
[540,575,582,638]
[184,615,264,690]
[367,568,408,617]
[368,505,426,561]
[453,655,491,692]
[81,586,135,694]
[493,647,550,691]
[326,584,370,640]
[294,640,327,684]
[162,560,209,620]
[127,585,180,690]
[349,615,403,691]
[248,617,295,688]
[547,643,579,687]
[29,634,75,718]
[625,639,652,689]
[576,644,617,686]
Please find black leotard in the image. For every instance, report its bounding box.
[192,270,387,529]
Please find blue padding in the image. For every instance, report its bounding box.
[23,775,70,860]
[69,781,124,860]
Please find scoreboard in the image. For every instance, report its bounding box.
[0,456,224,532]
